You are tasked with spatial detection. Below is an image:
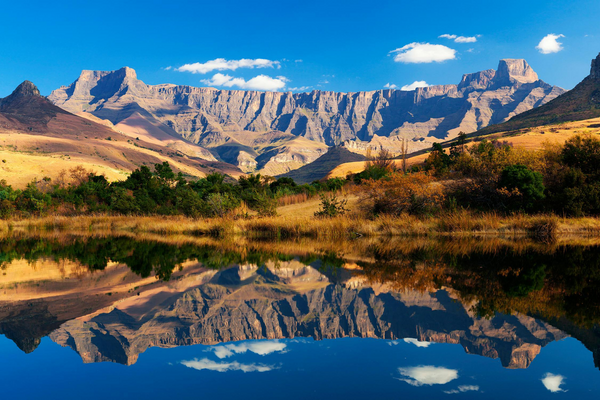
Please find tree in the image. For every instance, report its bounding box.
[425,143,451,174]
[498,164,545,210]
[561,133,600,176]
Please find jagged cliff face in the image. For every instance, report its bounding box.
[48,61,564,174]
[477,53,600,135]
[50,261,565,368]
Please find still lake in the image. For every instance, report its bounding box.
[0,234,599,398]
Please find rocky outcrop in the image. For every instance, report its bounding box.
[590,53,600,80]
[478,52,600,134]
[49,60,564,153]
[50,262,566,368]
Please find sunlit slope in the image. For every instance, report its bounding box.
[326,117,600,179]
[0,81,243,188]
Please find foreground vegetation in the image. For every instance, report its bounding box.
[0,162,345,218]
[2,132,600,238]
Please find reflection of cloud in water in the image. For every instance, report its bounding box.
[542,373,566,392]
[398,366,458,386]
[207,340,287,359]
[444,385,480,394]
[181,358,275,372]
[403,338,432,348]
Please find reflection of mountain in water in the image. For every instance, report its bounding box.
[50,261,565,368]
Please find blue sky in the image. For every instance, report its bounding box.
[0,0,599,96]
[1,335,599,399]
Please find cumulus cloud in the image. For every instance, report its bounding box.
[439,34,478,43]
[177,58,280,74]
[444,385,480,394]
[398,366,459,386]
[201,73,287,91]
[384,83,399,89]
[401,81,430,91]
[181,358,275,373]
[403,338,432,347]
[390,43,456,64]
[207,340,287,359]
[541,373,567,392]
[536,34,565,54]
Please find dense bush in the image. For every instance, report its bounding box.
[359,172,445,216]
[498,164,545,210]
[356,132,600,217]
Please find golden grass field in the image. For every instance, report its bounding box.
[1,208,599,240]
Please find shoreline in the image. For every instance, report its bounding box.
[1,212,600,240]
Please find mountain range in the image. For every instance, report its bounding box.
[46,59,563,178]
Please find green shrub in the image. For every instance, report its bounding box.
[314,193,349,218]
[498,164,545,210]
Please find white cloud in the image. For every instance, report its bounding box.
[401,81,430,91]
[177,58,280,74]
[455,36,478,43]
[207,340,287,359]
[295,59,303,63]
[288,86,312,92]
[201,73,234,87]
[390,43,457,64]
[163,66,172,70]
[403,338,432,347]
[384,83,399,89]
[536,34,565,54]
[398,366,459,386]
[439,34,478,43]
[541,373,566,392]
[181,358,275,373]
[201,73,288,91]
[444,385,480,394]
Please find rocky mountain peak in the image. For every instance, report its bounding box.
[10,80,41,98]
[590,53,600,80]
[120,66,137,79]
[458,69,497,90]
[495,59,539,85]
[0,80,63,116]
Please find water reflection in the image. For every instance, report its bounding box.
[0,234,599,373]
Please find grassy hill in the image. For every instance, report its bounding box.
[280,147,366,183]
[0,81,242,188]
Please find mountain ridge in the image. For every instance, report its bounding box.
[49,60,564,175]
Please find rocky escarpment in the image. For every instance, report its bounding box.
[48,61,564,174]
[50,262,566,368]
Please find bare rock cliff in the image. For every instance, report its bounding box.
[49,60,564,147]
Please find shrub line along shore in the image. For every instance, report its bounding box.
[2,213,600,240]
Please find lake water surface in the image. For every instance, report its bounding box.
[1,234,599,398]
